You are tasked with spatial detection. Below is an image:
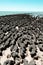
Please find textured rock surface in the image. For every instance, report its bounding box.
[0,14,43,65]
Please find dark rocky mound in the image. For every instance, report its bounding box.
[0,14,43,65]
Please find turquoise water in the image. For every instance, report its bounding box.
[0,11,29,16]
[0,11,43,17]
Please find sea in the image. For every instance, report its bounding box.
[0,11,43,17]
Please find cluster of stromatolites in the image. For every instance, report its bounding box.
[0,14,43,65]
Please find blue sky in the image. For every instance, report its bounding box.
[0,0,43,11]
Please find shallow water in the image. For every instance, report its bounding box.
[0,11,43,17]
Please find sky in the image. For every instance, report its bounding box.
[0,0,43,11]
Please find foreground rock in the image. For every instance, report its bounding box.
[0,14,43,65]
